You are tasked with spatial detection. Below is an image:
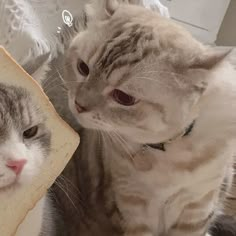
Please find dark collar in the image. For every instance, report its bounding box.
[146,121,195,151]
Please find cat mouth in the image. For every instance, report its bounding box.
[0,182,19,193]
[75,101,87,113]
[0,177,20,192]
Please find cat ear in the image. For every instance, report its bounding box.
[105,0,120,17]
[189,49,232,70]
[22,53,50,85]
[86,0,119,21]
[184,49,232,94]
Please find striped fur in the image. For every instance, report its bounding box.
[62,1,236,235]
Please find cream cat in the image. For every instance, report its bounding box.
[63,1,236,235]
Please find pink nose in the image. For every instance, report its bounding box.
[6,159,27,175]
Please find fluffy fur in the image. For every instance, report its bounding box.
[0,61,53,235]
[63,1,236,235]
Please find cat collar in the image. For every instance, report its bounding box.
[146,121,195,151]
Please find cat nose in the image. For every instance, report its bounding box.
[75,101,87,113]
[6,159,27,175]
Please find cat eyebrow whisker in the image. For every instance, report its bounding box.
[134,72,186,89]
[138,70,184,77]
[135,76,159,82]
[132,62,160,73]
[133,76,174,89]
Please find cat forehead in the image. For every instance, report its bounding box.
[70,5,201,74]
[0,85,43,131]
[69,21,158,80]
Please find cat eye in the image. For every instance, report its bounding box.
[23,126,38,139]
[77,60,89,77]
[111,89,137,106]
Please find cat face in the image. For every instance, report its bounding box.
[64,1,228,144]
[0,84,51,191]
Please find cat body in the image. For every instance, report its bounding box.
[75,116,235,236]
[0,78,52,235]
[63,1,236,235]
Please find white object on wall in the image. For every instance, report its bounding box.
[0,0,87,65]
[143,0,170,17]
[161,0,231,43]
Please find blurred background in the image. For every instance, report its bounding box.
[162,0,235,46]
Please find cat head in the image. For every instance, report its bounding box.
[0,84,51,191]
[64,0,229,144]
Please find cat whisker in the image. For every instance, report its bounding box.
[42,74,65,92]
[44,83,67,94]
[58,174,83,196]
[41,66,65,87]
[96,130,103,148]
[57,174,87,209]
[44,61,71,83]
[108,130,135,161]
[43,66,66,88]
[41,74,60,90]
[55,177,81,202]
[54,179,82,215]
[41,61,72,89]
[56,68,66,84]
[44,81,81,93]
[94,119,135,161]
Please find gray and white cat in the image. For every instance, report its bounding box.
[63,0,236,235]
[0,57,53,236]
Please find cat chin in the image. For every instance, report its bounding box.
[0,181,20,194]
[0,174,35,194]
[0,168,38,191]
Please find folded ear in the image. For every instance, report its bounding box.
[86,0,169,21]
[22,52,50,85]
[86,0,119,21]
[189,48,232,70]
[183,49,232,94]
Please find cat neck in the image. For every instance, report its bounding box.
[104,120,196,156]
[146,121,195,152]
